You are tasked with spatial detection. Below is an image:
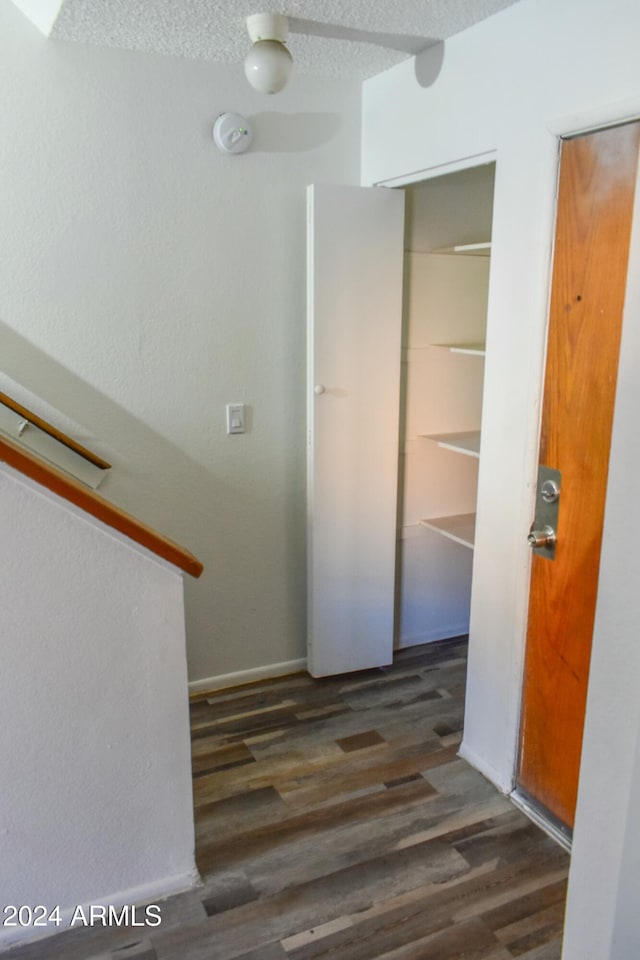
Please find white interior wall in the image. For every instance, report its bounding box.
[0,464,196,949]
[0,0,361,685]
[361,0,640,956]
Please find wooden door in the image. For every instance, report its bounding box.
[307,184,405,677]
[518,122,640,830]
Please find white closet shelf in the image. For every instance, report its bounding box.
[433,242,491,256]
[421,430,481,457]
[420,513,476,550]
[431,342,486,356]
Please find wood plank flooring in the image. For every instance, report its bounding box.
[5,638,569,959]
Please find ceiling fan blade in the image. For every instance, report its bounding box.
[287,17,436,56]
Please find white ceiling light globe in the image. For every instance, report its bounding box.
[244,39,293,94]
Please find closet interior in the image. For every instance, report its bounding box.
[395,163,496,648]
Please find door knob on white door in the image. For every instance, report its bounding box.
[314,384,325,395]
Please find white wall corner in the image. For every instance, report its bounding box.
[189,658,308,697]
[9,0,64,35]
[458,739,513,796]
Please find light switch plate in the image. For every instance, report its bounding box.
[226,403,245,435]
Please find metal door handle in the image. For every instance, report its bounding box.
[528,525,556,549]
[314,384,325,395]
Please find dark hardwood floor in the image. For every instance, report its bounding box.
[5,638,569,959]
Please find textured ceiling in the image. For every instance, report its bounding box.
[18,0,524,81]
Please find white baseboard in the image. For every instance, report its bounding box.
[395,623,470,649]
[458,738,513,794]
[189,658,307,697]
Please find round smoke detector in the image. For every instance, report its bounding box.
[213,113,253,155]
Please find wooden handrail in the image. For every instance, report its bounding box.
[0,434,203,579]
[0,391,112,470]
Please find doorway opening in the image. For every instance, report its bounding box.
[306,164,496,679]
[394,163,496,654]
[515,121,640,841]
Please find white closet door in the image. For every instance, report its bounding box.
[307,184,405,677]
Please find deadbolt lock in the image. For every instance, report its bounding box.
[529,466,561,560]
[540,479,560,503]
